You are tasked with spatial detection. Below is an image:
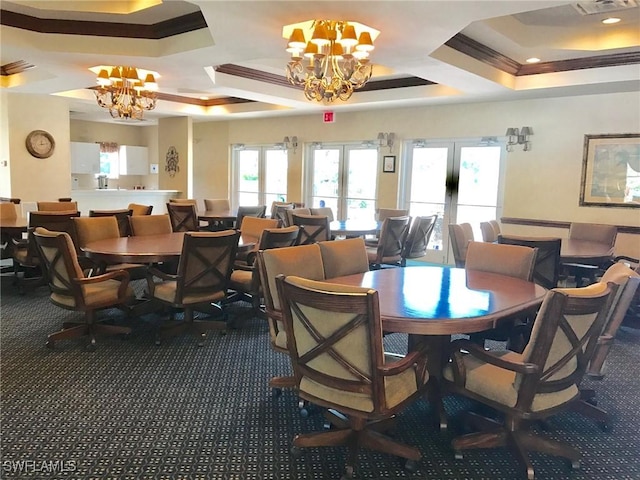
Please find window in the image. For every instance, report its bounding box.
[232,146,288,209]
[99,142,119,179]
[305,144,379,220]
[400,139,504,264]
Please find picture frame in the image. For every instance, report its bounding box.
[580,133,640,208]
[383,155,396,173]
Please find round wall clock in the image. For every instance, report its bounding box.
[25,130,55,158]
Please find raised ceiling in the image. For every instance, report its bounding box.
[1,0,639,123]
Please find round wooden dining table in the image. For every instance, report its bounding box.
[560,238,615,265]
[328,266,547,336]
[328,265,547,429]
[0,217,29,236]
[330,220,380,237]
[83,231,255,264]
[197,210,237,223]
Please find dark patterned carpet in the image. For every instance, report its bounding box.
[1,275,639,479]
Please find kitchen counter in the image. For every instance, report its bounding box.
[72,190,180,215]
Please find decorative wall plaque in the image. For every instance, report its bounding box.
[165,146,179,177]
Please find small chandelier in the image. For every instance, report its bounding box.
[94,66,158,120]
[284,20,378,103]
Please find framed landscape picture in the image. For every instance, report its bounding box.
[580,133,640,208]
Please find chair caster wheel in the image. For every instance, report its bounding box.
[45,341,54,349]
[341,465,354,479]
[299,407,309,418]
[86,343,96,352]
[454,451,463,460]
[291,446,302,459]
[323,421,332,430]
[571,460,581,470]
[271,388,282,398]
[155,338,162,346]
[405,459,419,472]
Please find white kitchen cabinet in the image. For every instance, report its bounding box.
[70,142,100,174]
[119,145,149,175]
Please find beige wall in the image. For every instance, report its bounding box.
[4,89,638,258]
[5,93,71,202]
[158,116,191,196]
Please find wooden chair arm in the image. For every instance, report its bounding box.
[72,269,130,285]
[450,338,539,375]
[596,334,614,346]
[146,267,178,281]
[380,344,429,376]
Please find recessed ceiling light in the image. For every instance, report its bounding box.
[602,17,621,24]
[200,96,210,100]
[526,57,541,64]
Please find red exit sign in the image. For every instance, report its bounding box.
[323,111,335,123]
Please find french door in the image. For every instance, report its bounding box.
[400,140,504,264]
[231,147,288,209]
[306,144,379,221]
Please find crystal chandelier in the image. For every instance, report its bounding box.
[285,20,378,103]
[94,66,158,120]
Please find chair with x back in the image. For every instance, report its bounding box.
[443,282,613,479]
[89,209,133,237]
[448,222,474,267]
[146,230,240,346]
[166,202,200,232]
[276,274,430,477]
[228,226,300,323]
[366,216,411,269]
[235,205,266,229]
[401,215,437,266]
[33,227,135,351]
[291,213,331,245]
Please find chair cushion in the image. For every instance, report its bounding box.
[229,269,253,290]
[443,350,578,412]
[152,280,226,305]
[320,238,369,279]
[52,280,134,309]
[300,353,419,413]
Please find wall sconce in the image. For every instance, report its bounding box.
[377,132,395,152]
[283,135,298,153]
[505,127,533,152]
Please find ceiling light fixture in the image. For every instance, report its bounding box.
[526,57,541,63]
[602,17,621,24]
[284,20,379,103]
[94,66,158,120]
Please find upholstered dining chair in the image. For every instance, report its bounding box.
[285,208,311,228]
[480,221,499,243]
[235,205,266,229]
[227,226,300,322]
[448,222,474,267]
[498,235,562,290]
[443,282,613,480]
[272,203,295,226]
[89,209,133,237]
[309,207,335,221]
[400,214,437,266]
[74,216,145,278]
[563,222,618,286]
[146,230,240,346]
[236,216,280,264]
[203,198,230,212]
[256,244,326,396]
[13,211,84,292]
[127,203,153,216]
[276,275,430,478]
[0,202,18,261]
[365,208,409,247]
[291,213,331,244]
[366,216,411,269]
[169,198,199,207]
[166,202,200,232]
[129,215,172,236]
[37,201,79,212]
[270,201,294,219]
[33,227,135,351]
[318,237,369,279]
[570,262,640,430]
[465,241,538,350]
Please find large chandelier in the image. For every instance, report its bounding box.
[284,20,378,103]
[94,66,158,120]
